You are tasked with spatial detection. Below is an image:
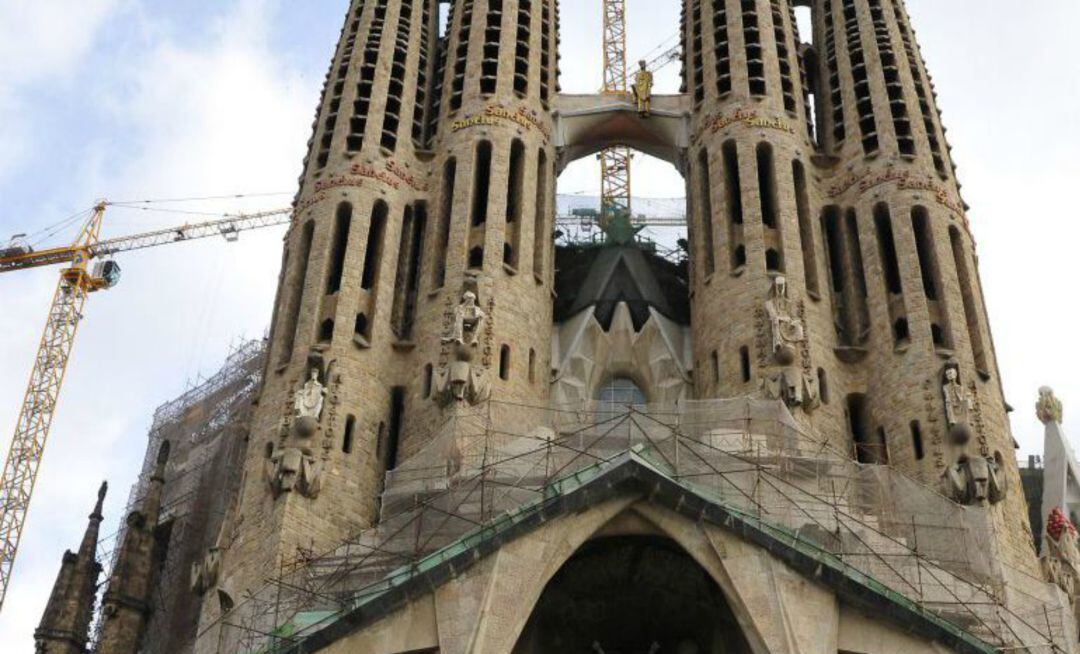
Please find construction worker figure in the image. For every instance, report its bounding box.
[632,60,653,117]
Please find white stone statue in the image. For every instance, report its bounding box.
[765,275,805,357]
[443,291,486,346]
[294,369,326,421]
[1038,386,1064,425]
[942,362,974,434]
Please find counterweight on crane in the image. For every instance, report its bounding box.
[0,202,292,612]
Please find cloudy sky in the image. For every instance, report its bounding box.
[0,0,1078,648]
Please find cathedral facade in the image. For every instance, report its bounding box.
[38,1,1080,653]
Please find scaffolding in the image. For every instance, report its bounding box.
[203,398,1073,654]
[91,338,267,652]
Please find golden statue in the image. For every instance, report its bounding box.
[631,60,653,116]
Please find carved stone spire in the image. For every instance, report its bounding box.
[94,442,170,654]
[34,482,107,654]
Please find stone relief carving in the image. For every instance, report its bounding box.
[435,288,493,408]
[758,276,818,412]
[1038,386,1064,425]
[190,547,222,595]
[940,363,1005,506]
[267,445,323,499]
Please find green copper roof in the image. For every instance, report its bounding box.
[272,447,999,654]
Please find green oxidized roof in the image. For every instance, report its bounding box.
[273,447,998,654]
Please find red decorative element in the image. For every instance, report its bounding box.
[1048,507,1077,541]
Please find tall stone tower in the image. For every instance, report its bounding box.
[204,0,561,624]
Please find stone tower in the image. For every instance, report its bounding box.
[205,0,561,624]
[682,0,1032,572]
[179,1,1045,651]
[34,483,107,654]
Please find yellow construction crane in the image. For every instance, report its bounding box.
[600,0,633,229]
[0,202,291,612]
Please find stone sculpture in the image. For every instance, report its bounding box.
[267,445,323,499]
[435,289,492,407]
[942,361,974,442]
[761,276,818,410]
[1038,386,1064,425]
[292,368,327,440]
[632,60,654,116]
[442,291,486,346]
[190,547,221,595]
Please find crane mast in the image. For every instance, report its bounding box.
[600,0,632,229]
[0,202,291,612]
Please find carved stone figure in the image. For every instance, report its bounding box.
[760,276,817,411]
[941,450,1006,506]
[292,368,326,438]
[765,276,805,360]
[942,361,974,443]
[266,445,323,499]
[632,60,654,116]
[434,359,491,407]
[442,291,486,347]
[1038,386,1064,425]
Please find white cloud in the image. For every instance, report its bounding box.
[0,0,122,82]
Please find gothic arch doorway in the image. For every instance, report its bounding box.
[512,536,753,654]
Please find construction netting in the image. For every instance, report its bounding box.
[210,398,1073,654]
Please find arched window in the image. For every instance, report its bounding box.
[597,377,647,407]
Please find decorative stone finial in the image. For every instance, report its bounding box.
[1038,386,1064,425]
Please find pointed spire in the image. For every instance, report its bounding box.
[95,442,170,654]
[35,482,108,654]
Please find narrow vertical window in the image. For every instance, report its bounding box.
[480,0,503,94]
[540,0,552,107]
[911,206,951,348]
[741,0,766,96]
[841,0,878,154]
[279,220,315,365]
[499,345,511,380]
[343,415,356,454]
[326,203,353,295]
[385,388,405,472]
[847,393,884,464]
[893,0,947,176]
[822,206,870,346]
[412,0,432,148]
[770,0,797,115]
[823,0,846,146]
[361,201,388,291]
[949,226,988,374]
[739,346,751,383]
[691,0,704,106]
[504,139,525,270]
[528,348,536,383]
[873,203,909,347]
[910,420,925,461]
[817,368,829,404]
[712,0,731,95]
[424,363,434,397]
[723,141,746,272]
[513,0,532,96]
[757,143,783,273]
[379,0,412,151]
[867,0,913,156]
[472,140,493,226]
[793,161,819,296]
[433,158,456,289]
[712,350,721,384]
[392,203,427,340]
[450,0,474,111]
[697,148,716,276]
[348,0,391,154]
[532,149,549,280]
